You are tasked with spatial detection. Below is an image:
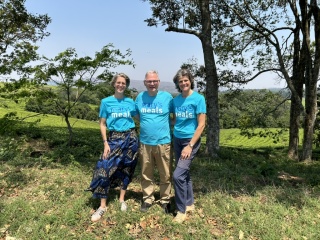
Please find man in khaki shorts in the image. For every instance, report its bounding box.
[135,70,173,213]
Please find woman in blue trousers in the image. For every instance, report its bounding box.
[171,68,206,223]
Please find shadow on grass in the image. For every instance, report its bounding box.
[191,145,320,208]
[5,124,103,168]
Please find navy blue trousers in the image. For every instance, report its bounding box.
[173,136,200,213]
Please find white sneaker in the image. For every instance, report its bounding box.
[173,211,186,223]
[186,204,195,212]
[91,207,106,222]
[120,201,127,212]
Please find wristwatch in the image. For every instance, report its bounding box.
[188,143,194,148]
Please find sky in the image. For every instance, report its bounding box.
[24,0,286,89]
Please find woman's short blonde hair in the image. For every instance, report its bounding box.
[111,73,130,87]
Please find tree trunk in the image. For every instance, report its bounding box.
[65,115,73,146]
[288,95,301,160]
[203,45,220,157]
[299,0,320,161]
[288,23,304,160]
[199,0,220,157]
[302,80,317,161]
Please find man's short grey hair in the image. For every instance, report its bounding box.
[144,70,159,80]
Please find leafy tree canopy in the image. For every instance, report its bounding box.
[31,44,134,145]
[0,0,50,77]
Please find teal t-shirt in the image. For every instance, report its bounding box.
[99,96,137,132]
[173,91,206,139]
[135,91,173,145]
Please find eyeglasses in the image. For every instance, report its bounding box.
[145,80,160,84]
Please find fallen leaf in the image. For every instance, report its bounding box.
[207,218,217,225]
[239,230,244,239]
[125,223,132,229]
[0,224,10,233]
[140,221,147,229]
[45,224,51,233]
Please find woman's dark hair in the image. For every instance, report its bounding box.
[111,73,130,88]
[172,68,195,93]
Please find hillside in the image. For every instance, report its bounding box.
[129,80,178,93]
[129,80,285,94]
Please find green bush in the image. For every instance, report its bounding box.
[25,98,60,115]
[70,103,98,121]
[25,99,98,121]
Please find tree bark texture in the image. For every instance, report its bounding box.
[199,0,220,157]
[288,17,304,160]
[302,81,317,161]
[288,95,302,160]
[300,0,320,161]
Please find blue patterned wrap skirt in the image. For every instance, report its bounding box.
[86,128,139,199]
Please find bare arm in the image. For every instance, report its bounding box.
[134,114,140,121]
[100,118,110,159]
[188,113,206,147]
[180,113,206,160]
[170,113,176,126]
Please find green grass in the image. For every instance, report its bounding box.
[1,98,320,239]
[0,97,98,129]
[220,128,303,148]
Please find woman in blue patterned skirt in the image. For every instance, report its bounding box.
[87,73,139,222]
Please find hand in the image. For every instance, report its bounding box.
[102,143,110,159]
[180,145,192,160]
